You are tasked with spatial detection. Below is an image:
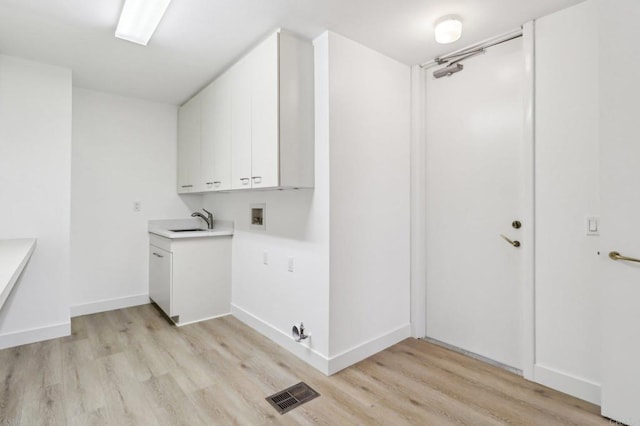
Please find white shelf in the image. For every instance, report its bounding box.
[0,238,37,311]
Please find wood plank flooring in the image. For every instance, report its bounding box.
[0,304,609,425]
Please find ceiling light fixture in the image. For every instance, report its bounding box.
[115,0,172,46]
[434,17,462,44]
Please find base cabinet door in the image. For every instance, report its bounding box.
[171,236,231,324]
[149,245,172,316]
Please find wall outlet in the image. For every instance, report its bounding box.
[133,201,141,212]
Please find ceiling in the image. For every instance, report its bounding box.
[0,0,584,105]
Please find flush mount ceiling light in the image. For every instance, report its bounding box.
[115,0,172,46]
[435,17,462,44]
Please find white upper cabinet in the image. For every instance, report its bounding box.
[177,93,201,193]
[177,29,314,193]
[201,72,232,191]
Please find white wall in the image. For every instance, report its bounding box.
[71,88,197,316]
[0,54,72,348]
[534,1,601,403]
[203,35,331,367]
[206,31,410,374]
[203,189,330,365]
[325,32,412,364]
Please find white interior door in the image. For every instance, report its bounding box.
[600,1,640,423]
[425,38,525,370]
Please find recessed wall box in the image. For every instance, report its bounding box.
[251,203,266,230]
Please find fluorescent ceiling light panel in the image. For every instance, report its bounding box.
[115,0,172,46]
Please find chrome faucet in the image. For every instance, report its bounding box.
[191,208,214,229]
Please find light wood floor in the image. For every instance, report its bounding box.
[0,304,609,425]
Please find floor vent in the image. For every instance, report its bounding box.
[266,382,320,414]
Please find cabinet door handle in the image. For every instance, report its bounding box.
[213,181,221,186]
[181,185,193,188]
[252,176,262,184]
[205,182,214,185]
[240,178,250,185]
[153,252,164,258]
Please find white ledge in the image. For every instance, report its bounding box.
[0,239,37,311]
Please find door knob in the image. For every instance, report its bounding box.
[609,251,640,263]
[500,234,521,248]
[512,220,522,229]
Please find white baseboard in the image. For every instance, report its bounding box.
[0,321,70,350]
[231,304,330,374]
[231,304,412,376]
[175,312,231,327]
[70,294,150,317]
[327,323,412,375]
[534,364,601,405]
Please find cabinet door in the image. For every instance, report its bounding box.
[199,83,216,192]
[149,245,172,316]
[212,72,232,191]
[177,95,201,193]
[250,32,280,188]
[230,55,253,190]
[201,77,232,191]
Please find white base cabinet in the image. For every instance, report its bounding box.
[149,233,231,325]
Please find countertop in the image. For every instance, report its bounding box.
[0,238,37,311]
[148,218,234,239]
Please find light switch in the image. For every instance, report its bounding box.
[263,250,269,265]
[586,217,599,236]
[287,257,295,272]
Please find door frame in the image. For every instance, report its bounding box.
[409,21,536,380]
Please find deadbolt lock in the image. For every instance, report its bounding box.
[512,220,522,229]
